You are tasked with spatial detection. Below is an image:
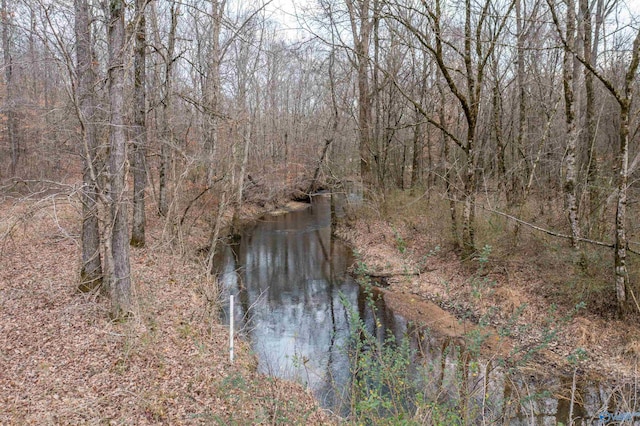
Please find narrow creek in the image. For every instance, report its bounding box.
[216,194,637,424]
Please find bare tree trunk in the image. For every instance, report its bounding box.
[513,0,527,203]
[346,0,375,192]
[158,136,170,216]
[460,0,478,257]
[563,0,580,248]
[581,0,600,231]
[410,54,429,190]
[107,0,132,318]
[75,0,103,292]
[614,31,640,314]
[131,0,147,247]
[232,120,250,226]
[615,101,631,315]
[205,0,225,185]
[492,62,507,194]
[157,1,178,217]
[461,135,477,257]
[438,81,459,249]
[2,0,18,177]
[410,106,422,189]
[29,7,36,98]
[373,0,382,188]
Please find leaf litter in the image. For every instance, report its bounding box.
[0,197,333,424]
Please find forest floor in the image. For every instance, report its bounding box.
[334,192,640,386]
[0,191,332,424]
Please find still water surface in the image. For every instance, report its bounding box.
[216,194,637,424]
[216,194,392,409]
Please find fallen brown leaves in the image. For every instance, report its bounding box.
[0,197,333,424]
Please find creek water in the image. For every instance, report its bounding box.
[216,194,637,424]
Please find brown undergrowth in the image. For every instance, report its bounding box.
[0,193,332,424]
[334,189,640,383]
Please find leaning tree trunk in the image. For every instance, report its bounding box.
[75,0,103,291]
[107,0,132,318]
[131,0,147,247]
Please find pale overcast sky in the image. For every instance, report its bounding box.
[265,0,300,28]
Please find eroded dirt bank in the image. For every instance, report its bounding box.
[335,217,640,382]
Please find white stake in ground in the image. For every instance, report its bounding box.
[229,295,234,363]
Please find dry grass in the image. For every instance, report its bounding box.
[0,194,333,424]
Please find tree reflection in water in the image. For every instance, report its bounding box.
[216,195,637,424]
[216,195,397,410]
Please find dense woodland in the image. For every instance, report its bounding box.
[1,0,639,318]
